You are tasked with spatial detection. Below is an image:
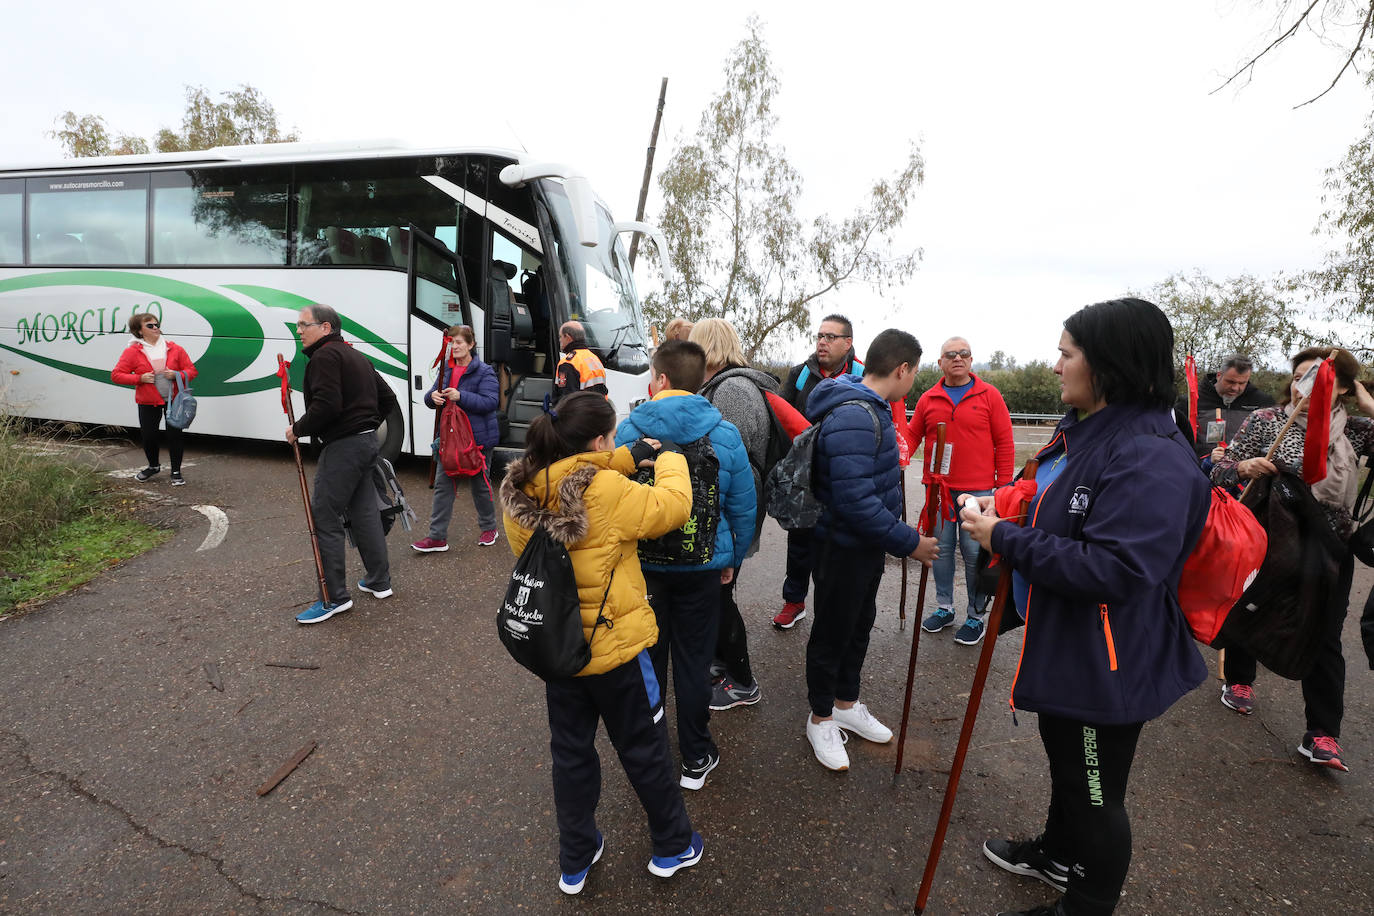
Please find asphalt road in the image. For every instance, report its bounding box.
[1,432,1372,914]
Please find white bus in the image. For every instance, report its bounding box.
[0,141,667,468]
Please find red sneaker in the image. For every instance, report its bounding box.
[773,601,806,629]
[411,537,449,553]
[477,529,499,547]
[1299,732,1349,772]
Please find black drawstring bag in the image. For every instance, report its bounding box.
[497,482,614,680]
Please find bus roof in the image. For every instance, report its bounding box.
[0,140,531,178]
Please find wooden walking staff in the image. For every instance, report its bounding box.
[893,422,948,778]
[913,457,1039,915]
[1238,361,1323,506]
[277,353,330,604]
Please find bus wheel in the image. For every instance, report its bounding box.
[377,404,405,464]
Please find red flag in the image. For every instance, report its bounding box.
[892,402,915,467]
[1302,358,1335,485]
[276,357,292,415]
[1184,354,1198,441]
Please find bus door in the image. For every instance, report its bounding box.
[404,225,471,456]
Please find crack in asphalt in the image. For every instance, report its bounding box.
[1,730,365,915]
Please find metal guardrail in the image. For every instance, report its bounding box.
[904,410,1062,424]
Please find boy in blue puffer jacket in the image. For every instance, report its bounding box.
[804,329,940,772]
[616,340,756,792]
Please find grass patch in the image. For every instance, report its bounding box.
[0,509,170,616]
[0,414,169,617]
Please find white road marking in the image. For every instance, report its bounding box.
[192,505,228,551]
[107,461,199,480]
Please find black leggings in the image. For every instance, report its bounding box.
[1038,714,1144,916]
[137,403,183,472]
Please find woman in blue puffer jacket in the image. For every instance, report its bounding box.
[960,299,1210,916]
[411,324,502,551]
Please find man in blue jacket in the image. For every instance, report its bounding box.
[616,340,756,792]
[804,329,940,772]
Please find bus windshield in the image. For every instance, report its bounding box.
[540,181,649,374]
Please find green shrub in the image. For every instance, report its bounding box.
[0,414,105,554]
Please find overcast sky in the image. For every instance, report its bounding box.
[2,0,1369,366]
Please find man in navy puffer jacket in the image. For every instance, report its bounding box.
[803,329,939,772]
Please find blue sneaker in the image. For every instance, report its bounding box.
[954,616,986,646]
[558,832,604,895]
[922,607,956,633]
[648,831,703,878]
[295,598,353,624]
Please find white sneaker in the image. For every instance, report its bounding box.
[806,715,850,771]
[831,702,893,743]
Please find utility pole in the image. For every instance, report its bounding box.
[628,77,668,268]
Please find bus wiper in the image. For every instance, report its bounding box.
[602,322,636,363]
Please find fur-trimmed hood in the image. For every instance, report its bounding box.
[498,446,695,678]
[500,457,600,546]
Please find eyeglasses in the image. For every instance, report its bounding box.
[143,322,160,329]
[817,332,850,342]
[942,349,972,360]
[296,321,322,329]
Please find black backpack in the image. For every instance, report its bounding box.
[497,525,613,680]
[343,456,417,543]
[767,399,880,530]
[632,435,721,566]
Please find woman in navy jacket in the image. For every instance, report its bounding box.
[411,325,502,551]
[961,299,1210,916]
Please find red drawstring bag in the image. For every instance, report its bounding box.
[1177,486,1268,644]
[439,405,485,478]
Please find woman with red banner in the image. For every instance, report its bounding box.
[1210,346,1374,772]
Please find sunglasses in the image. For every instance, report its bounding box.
[143,322,160,329]
[942,349,972,360]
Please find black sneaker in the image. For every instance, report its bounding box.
[679,749,720,791]
[134,466,161,482]
[170,471,185,487]
[983,835,1069,893]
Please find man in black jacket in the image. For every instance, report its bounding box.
[286,304,400,623]
[1174,354,1275,459]
[772,314,864,630]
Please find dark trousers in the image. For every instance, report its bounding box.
[645,569,720,764]
[1223,552,1354,737]
[806,540,884,718]
[545,651,693,874]
[311,433,390,603]
[783,526,813,603]
[137,403,183,471]
[715,562,754,686]
[1039,714,1144,916]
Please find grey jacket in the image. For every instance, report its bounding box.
[699,365,779,474]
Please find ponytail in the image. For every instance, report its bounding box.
[523,391,617,470]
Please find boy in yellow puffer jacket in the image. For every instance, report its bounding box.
[499,391,705,895]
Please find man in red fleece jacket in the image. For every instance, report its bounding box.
[910,337,1014,646]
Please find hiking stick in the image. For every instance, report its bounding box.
[894,423,947,778]
[913,457,1039,915]
[277,354,329,604]
[1238,394,1308,506]
[899,472,909,629]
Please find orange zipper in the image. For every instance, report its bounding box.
[1099,603,1118,671]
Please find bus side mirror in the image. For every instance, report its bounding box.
[613,221,678,287]
[499,162,600,249]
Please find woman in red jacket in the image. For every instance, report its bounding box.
[111,313,198,485]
